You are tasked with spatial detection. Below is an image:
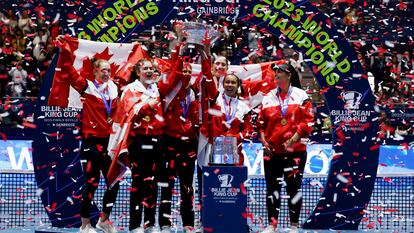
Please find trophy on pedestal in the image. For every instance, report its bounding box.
[177,21,220,45]
[210,136,239,165]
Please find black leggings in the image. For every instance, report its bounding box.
[80,137,120,218]
[263,149,307,226]
[128,135,163,230]
[197,163,204,223]
[159,135,197,227]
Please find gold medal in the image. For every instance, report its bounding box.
[107,117,113,124]
[281,118,287,126]
[143,115,151,122]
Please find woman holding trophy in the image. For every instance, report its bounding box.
[202,54,276,99]
[157,42,200,233]
[198,50,252,166]
[258,63,314,233]
[195,44,252,232]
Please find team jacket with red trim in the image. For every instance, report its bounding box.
[191,66,276,99]
[199,58,251,144]
[107,74,177,162]
[159,57,199,141]
[68,66,118,138]
[106,80,164,187]
[258,86,314,153]
[126,81,165,136]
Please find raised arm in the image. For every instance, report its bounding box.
[199,45,219,103]
[158,44,184,97]
[55,35,87,93]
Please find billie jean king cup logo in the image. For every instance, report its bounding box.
[341,91,362,109]
[218,174,234,188]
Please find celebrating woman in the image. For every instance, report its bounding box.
[258,63,314,233]
[115,59,164,232]
[54,35,120,233]
[108,59,165,233]
[158,45,200,232]
[196,46,252,210]
[199,69,252,166]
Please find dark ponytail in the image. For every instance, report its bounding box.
[287,63,302,89]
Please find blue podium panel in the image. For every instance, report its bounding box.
[202,166,248,233]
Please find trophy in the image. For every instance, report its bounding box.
[178,22,220,45]
[211,136,239,165]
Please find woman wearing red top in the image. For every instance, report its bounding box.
[112,59,165,233]
[194,49,252,232]
[157,46,200,232]
[55,35,120,233]
[199,69,251,162]
[62,58,120,233]
[258,63,314,233]
[193,54,276,99]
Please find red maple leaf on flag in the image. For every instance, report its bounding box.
[79,47,116,81]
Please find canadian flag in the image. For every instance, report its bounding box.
[156,58,278,86]
[48,36,149,108]
[156,57,282,106]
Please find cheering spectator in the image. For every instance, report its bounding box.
[17,10,33,33]
[13,29,26,53]
[33,29,49,45]
[5,9,18,30]
[8,61,27,97]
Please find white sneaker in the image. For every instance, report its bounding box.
[96,218,118,233]
[183,226,195,233]
[130,227,144,233]
[261,225,276,233]
[160,226,170,233]
[145,226,161,233]
[194,226,203,233]
[288,226,298,233]
[79,223,98,233]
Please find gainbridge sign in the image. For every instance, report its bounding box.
[33,0,379,229]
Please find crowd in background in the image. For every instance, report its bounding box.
[0,0,413,136]
[0,6,62,127]
[0,9,61,98]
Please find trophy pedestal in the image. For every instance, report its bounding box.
[202,166,248,233]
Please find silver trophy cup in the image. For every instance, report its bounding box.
[211,136,239,165]
[180,22,220,45]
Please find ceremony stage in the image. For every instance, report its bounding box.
[1,172,412,232]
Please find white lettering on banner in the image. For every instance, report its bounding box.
[196,6,239,15]
[7,146,34,170]
[40,105,81,127]
[331,109,371,131]
[211,186,241,203]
